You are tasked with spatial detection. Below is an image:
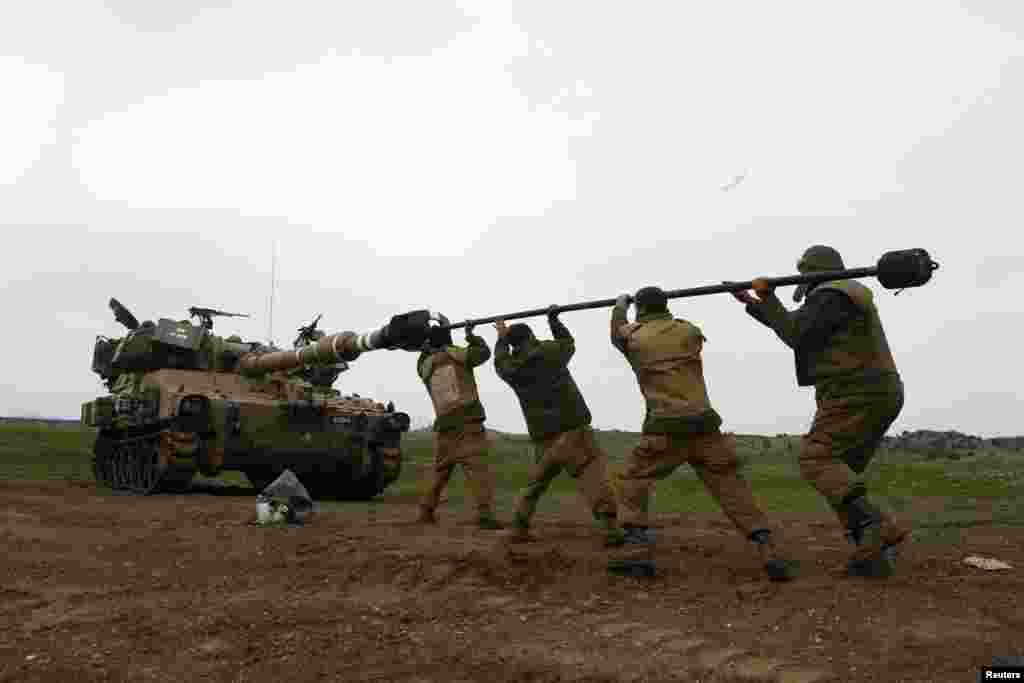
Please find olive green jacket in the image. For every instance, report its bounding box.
[747,279,900,398]
[494,316,592,440]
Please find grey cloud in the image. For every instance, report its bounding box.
[975,254,1022,288]
[3,1,478,124]
[102,0,233,32]
[961,3,1024,38]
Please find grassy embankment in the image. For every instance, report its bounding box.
[3,421,1023,541]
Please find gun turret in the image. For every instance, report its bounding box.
[109,298,140,331]
[188,306,250,331]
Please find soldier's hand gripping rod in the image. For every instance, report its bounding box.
[437,248,939,330]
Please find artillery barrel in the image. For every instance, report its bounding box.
[237,327,388,374]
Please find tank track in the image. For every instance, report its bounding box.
[312,448,400,501]
[92,430,196,494]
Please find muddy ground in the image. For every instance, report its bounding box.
[1,478,1022,683]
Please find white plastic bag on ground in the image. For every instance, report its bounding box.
[962,556,1012,570]
[254,469,315,525]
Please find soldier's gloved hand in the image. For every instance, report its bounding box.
[751,278,775,301]
[546,304,560,319]
[464,320,476,337]
[723,281,759,305]
[615,294,631,309]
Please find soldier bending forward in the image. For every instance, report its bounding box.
[415,322,503,530]
[731,245,907,577]
[607,286,797,580]
[494,306,621,546]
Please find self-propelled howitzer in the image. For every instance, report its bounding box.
[83,303,435,499]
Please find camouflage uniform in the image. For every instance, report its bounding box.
[743,245,908,576]
[607,288,796,580]
[416,328,502,529]
[494,312,619,544]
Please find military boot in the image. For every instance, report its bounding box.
[607,525,655,577]
[595,512,626,547]
[477,513,504,530]
[415,507,437,524]
[843,496,898,577]
[846,510,907,549]
[748,530,799,581]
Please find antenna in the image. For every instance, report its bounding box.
[267,240,278,347]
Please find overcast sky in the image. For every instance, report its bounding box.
[2,1,1021,437]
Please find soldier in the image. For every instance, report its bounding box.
[729,245,907,577]
[415,322,503,529]
[493,306,621,546]
[607,286,797,580]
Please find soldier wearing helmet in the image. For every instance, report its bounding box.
[606,286,797,580]
[492,306,621,547]
[731,245,907,577]
[414,321,503,530]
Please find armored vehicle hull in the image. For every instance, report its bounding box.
[82,303,435,499]
[83,369,409,499]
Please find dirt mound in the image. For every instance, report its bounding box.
[1,480,1021,682]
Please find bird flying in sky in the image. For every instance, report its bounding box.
[720,171,748,192]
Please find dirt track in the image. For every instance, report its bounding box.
[1,479,1022,682]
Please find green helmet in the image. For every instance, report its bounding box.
[794,245,845,302]
[505,323,534,349]
[634,286,668,315]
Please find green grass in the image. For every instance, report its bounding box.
[3,422,1024,534]
[366,431,1024,525]
[0,421,96,481]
